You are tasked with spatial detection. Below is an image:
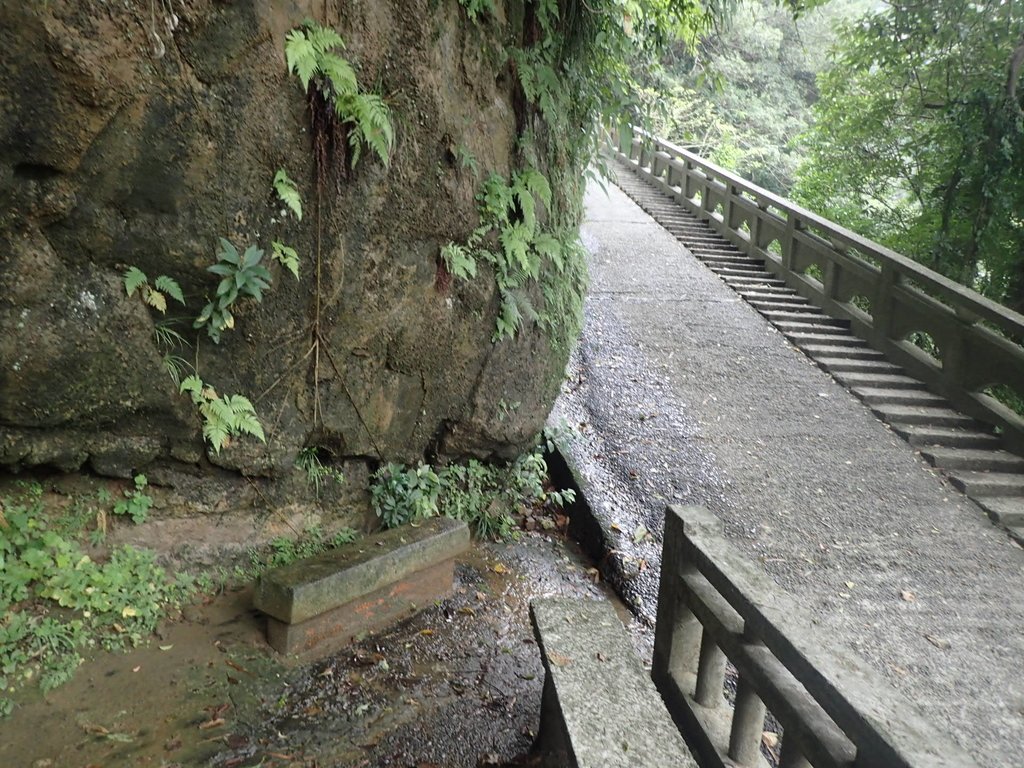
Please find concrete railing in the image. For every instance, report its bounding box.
[654,505,980,768]
[612,126,1024,456]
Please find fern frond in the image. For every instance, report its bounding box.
[533,232,563,271]
[143,287,168,313]
[153,275,185,305]
[307,25,344,54]
[273,170,303,221]
[123,267,148,297]
[179,375,204,403]
[284,29,318,90]
[342,93,394,167]
[320,53,358,97]
[500,222,532,274]
[441,243,477,281]
[517,168,552,209]
[271,241,300,280]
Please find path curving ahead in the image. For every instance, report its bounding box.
[553,177,1024,766]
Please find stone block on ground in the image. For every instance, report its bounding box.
[254,516,470,655]
[530,597,698,768]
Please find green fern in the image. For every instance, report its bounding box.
[445,167,581,342]
[271,241,300,280]
[273,170,303,221]
[123,267,185,315]
[180,375,265,454]
[343,92,395,168]
[284,22,395,168]
[441,243,477,280]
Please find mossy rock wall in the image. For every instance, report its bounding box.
[0,0,577,478]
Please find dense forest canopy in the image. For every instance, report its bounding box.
[795,0,1024,314]
[648,0,1024,315]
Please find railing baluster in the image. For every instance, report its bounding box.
[694,632,727,708]
[729,675,768,766]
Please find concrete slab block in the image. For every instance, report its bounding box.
[530,597,697,768]
[266,558,455,655]
[254,516,469,624]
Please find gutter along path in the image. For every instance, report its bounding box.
[552,178,1024,767]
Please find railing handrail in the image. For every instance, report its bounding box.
[629,125,1024,338]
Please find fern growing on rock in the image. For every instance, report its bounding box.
[180,375,265,454]
[284,21,394,169]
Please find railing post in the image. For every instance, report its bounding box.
[872,262,897,343]
[728,675,768,766]
[782,214,802,272]
[653,508,702,695]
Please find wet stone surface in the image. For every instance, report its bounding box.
[1,531,640,768]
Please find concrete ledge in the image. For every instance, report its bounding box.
[530,597,698,768]
[254,517,470,654]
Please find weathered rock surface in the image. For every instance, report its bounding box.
[0,1,573,478]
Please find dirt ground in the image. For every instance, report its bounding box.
[0,526,641,768]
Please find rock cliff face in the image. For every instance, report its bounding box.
[0,0,576,478]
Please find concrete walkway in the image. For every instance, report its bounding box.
[553,178,1024,766]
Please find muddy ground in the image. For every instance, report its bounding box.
[0,525,643,768]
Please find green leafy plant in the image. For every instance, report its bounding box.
[271,241,300,280]
[370,463,442,529]
[152,320,193,388]
[458,0,495,22]
[294,447,345,498]
[123,267,185,314]
[112,474,153,525]
[442,168,585,342]
[284,21,395,168]
[180,375,265,454]
[369,436,576,541]
[194,239,272,343]
[273,169,303,220]
[0,485,193,716]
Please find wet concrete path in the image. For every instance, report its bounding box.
[551,175,1024,767]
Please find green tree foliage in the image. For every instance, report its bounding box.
[641,0,868,194]
[794,1,1024,312]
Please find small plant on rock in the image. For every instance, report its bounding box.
[194,239,272,343]
[370,463,442,529]
[180,375,265,454]
[112,474,153,525]
[284,21,395,168]
[123,266,185,314]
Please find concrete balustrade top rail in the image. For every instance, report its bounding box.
[613,125,1024,455]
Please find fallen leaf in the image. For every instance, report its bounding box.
[925,634,951,650]
[475,591,487,601]
[547,651,573,667]
[610,522,623,533]
[596,652,607,662]
[458,606,476,617]
[159,644,174,651]
[419,629,435,636]
[633,524,649,544]
[225,659,249,674]
[492,564,509,574]
[844,581,855,589]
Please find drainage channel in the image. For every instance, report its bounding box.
[611,162,1024,546]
